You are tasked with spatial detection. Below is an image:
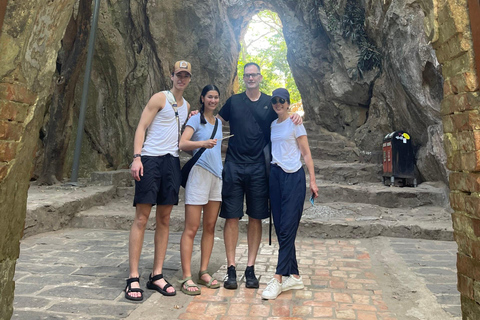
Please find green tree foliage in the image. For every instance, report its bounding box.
[237,11,301,103]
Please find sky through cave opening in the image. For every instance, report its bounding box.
[237,10,304,116]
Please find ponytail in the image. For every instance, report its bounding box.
[200,103,206,124]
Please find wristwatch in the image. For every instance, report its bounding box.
[133,154,141,159]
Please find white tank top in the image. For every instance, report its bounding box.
[141,97,188,157]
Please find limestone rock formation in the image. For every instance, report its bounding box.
[0,0,77,316]
[32,0,447,184]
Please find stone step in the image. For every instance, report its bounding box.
[70,197,187,233]
[118,168,439,209]
[313,181,448,208]
[90,169,134,187]
[116,186,135,198]
[25,185,116,238]
[70,194,453,241]
[309,139,349,149]
[299,201,453,240]
[310,146,361,162]
[312,160,383,184]
[306,132,336,142]
[303,122,385,164]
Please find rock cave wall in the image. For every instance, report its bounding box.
[0,0,77,316]
[2,0,479,317]
[31,0,448,184]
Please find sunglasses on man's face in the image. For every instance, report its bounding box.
[271,97,286,104]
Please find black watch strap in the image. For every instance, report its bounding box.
[133,154,141,158]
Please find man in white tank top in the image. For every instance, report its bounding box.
[125,61,192,300]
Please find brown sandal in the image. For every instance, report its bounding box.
[178,276,201,295]
[198,270,220,289]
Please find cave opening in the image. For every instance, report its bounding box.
[237,9,304,116]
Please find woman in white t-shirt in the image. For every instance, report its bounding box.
[178,85,223,295]
[262,88,319,300]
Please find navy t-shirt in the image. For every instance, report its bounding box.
[219,92,277,163]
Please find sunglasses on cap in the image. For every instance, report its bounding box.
[271,97,286,104]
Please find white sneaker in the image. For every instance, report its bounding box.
[282,275,304,292]
[262,278,282,300]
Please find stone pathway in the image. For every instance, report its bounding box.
[13,229,459,320]
[389,238,460,318]
[13,229,197,320]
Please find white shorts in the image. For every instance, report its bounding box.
[185,165,222,205]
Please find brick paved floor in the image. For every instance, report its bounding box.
[179,238,398,320]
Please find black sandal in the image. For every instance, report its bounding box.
[125,277,144,301]
[146,273,176,296]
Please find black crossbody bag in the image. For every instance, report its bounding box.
[181,119,219,188]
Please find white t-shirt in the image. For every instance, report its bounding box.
[142,97,188,157]
[270,118,307,173]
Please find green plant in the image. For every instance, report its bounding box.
[324,0,340,31]
[341,0,382,78]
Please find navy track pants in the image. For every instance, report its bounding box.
[269,164,306,276]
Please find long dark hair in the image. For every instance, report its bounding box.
[199,84,220,124]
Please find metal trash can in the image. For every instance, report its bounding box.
[382,131,417,187]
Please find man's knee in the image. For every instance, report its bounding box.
[247,217,262,228]
[155,205,173,225]
[134,205,152,228]
[248,216,262,223]
[224,218,239,228]
[156,214,171,227]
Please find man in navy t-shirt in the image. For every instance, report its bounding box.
[217,62,301,289]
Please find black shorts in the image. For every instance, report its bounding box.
[133,154,181,206]
[220,161,269,220]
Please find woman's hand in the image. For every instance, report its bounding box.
[310,180,319,199]
[130,158,143,181]
[202,139,217,149]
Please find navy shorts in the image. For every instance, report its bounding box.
[133,154,181,206]
[220,161,269,220]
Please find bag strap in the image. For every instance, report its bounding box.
[189,118,219,164]
[211,118,219,139]
[163,90,181,148]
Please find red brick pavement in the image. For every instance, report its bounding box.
[178,238,398,320]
